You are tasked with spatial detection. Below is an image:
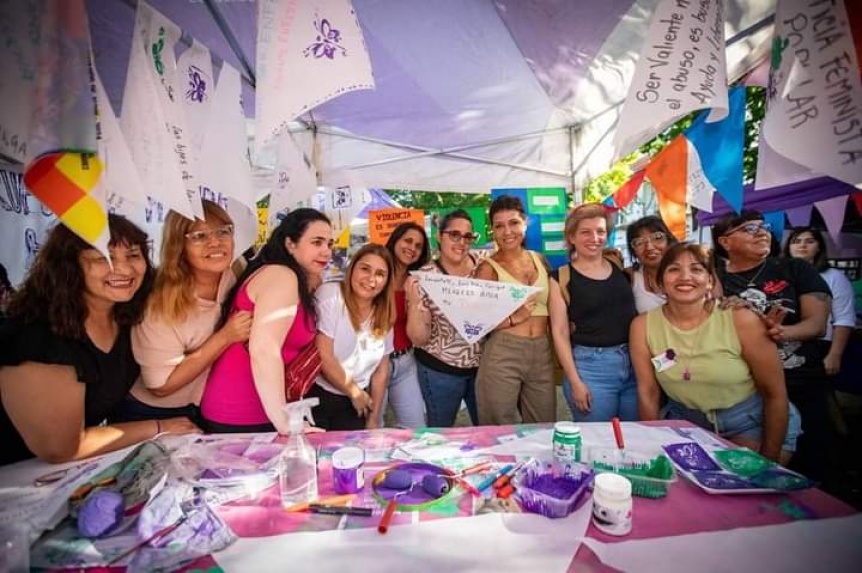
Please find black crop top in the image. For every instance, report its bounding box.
[551,263,637,347]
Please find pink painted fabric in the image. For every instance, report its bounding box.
[200,275,316,426]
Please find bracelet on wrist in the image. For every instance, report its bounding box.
[508,316,514,327]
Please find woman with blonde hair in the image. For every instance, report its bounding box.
[548,203,638,422]
[111,200,251,423]
[312,244,396,430]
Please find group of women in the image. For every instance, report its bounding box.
[0,196,852,480]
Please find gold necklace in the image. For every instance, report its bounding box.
[665,304,711,382]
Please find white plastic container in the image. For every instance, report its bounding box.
[591,473,633,536]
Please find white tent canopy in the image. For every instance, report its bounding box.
[89,0,776,197]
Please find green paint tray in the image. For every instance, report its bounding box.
[588,447,676,499]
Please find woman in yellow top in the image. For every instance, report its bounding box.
[475,195,554,424]
[629,243,800,463]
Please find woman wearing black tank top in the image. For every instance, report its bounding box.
[549,204,638,422]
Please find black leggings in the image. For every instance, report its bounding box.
[787,376,835,483]
[307,384,366,431]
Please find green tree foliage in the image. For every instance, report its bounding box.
[582,86,767,202]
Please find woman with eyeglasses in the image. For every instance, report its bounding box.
[713,210,832,480]
[0,216,199,465]
[476,196,555,425]
[378,222,430,428]
[407,209,482,427]
[549,203,638,423]
[626,215,678,313]
[110,201,250,424]
[200,209,333,434]
[311,244,396,430]
[783,227,856,378]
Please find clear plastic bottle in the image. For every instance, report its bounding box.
[279,398,320,507]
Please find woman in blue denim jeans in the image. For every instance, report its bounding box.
[630,243,799,463]
[379,222,430,427]
[407,210,482,427]
[548,204,639,422]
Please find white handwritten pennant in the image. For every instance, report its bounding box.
[613,0,729,159]
[761,0,862,188]
[413,272,543,345]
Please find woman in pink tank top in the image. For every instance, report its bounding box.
[201,209,333,433]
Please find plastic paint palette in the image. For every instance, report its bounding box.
[371,462,458,511]
[512,459,593,519]
[588,447,675,499]
[663,442,814,494]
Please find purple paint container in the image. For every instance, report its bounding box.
[332,447,365,494]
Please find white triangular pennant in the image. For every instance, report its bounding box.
[815,195,848,244]
[413,272,543,344]
[686,139,716,213]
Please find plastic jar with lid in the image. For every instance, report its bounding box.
[591,473,633,536]
[552,421,582,463]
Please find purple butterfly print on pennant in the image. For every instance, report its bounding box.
[185,65,207,103]
[303,14,347,60]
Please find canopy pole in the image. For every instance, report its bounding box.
[202,0,256,87]
[569,125,580,205]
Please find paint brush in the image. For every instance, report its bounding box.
[308,504,373,517]
[284,494,357,513]
[476,464,514,494]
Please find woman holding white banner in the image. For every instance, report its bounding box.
[311,244,396,430]
[380,222,430,428]
[548,203,638,423]
[408,209,483,427]
[475,195,555,425]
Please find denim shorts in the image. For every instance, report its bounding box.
[664,392,802,452]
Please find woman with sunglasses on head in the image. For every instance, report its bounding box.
[111,201,251,424]
[783,227,856,379]
[549,203,638,423]
[379,223,430,428]
[476,196,555,425]
[311,244,396,430]
[0,216,199,465]
[200,209,333,434]
[407,209,482,427]
[631,243,799,463]
[626,215,678,313]
[713,210,832,480]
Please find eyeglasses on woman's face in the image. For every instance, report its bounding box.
[723,222,772,237]
[185,225,234,245]
[441,230,479,244]
[631,231,667,251]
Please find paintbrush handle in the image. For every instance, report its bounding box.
[377,499,398,534]
[612,417,624,450]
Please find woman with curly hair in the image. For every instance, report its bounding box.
[0,216,199,465]
[111,200,252,423]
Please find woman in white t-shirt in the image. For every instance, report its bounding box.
[625,215,677,314]
[783,227,856,376]
[311,244,396,430]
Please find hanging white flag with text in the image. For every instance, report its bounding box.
[267,132,319,231]
[761,0,862,188]
[255,0,375,155]
[613,0,729,159]
[176,39,215,156]
[121,0,201,220]
[413,272,543,345]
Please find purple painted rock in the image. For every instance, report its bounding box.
[664,442,721,472]
[421,475,450,498]
[691,471,754,490]
[380,469,413,490]
[77,490,125,538]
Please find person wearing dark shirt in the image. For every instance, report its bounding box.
[549,203,638,422]
[713,210,832,481]
[0,216,199,466]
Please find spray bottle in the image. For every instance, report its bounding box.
[279,398,320,507]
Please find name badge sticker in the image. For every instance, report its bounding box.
[651,349,677,373]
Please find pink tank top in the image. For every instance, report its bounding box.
[200,272,316,426]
